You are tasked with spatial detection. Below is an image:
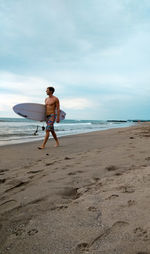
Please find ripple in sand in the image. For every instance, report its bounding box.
[27,169,43,174]
[0,199,17,208]
[5,180,29,192]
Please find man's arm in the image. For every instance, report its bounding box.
[56,98,60,123]
[45,98,47,116]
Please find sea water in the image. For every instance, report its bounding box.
[0,117,135,146]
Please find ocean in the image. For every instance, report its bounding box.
[0,118,135,146]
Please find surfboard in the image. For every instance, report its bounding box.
[13,103,66,122]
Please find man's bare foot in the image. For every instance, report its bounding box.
[54,142,59,147]
[38,146,45,150]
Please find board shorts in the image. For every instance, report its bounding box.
[46,114,56,132]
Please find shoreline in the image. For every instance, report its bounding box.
[0,122,136,148]
[1,122,150,253]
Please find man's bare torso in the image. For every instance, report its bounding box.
[45,96,58,115]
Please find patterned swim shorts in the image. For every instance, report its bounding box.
[46,114,56,132]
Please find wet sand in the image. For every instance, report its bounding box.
[1,123,150,254]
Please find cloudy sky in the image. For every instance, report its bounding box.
[0,0,150,120]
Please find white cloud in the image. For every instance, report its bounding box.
[61,98,92,110]
[0,71,63,98]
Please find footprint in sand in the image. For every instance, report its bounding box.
[145,157,150,161]
[0,178,6,184]
[142,164,147,167]
[13,227,25,236]
[123,186,135,193]
[136,252,149,254]
[88,206,97,212]
[117,185,135,194]
[128,200,136,206]
[93,177,100,182]
[105,194,119,200]
[29,175,34,179]
[134,227,150,241]
[115,172,122,176]
[106,165,118,171]
[24,165,32,169]
[45,162,56,166]
[68,172,76,175]
[50,204,68,211]
[27,228,38,236]
[74,242,89,253]
[9,222,28,236]
[62,165,71,170]
[68,170,83,176]
[74,221,129,252]
[61,187,79,200]
[88,221,129,248]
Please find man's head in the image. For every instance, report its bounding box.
[46,87,55,95]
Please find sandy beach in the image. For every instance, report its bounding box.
[1,123,150,254]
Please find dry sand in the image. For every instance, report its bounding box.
[1,124,150,254]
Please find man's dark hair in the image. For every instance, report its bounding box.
[47,87,55,94]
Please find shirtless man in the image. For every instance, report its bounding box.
[38,87,60,149]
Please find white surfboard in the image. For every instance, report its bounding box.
[13,103,66,122]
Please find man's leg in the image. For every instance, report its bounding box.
[51,130,59,147]
[38,130,50,149]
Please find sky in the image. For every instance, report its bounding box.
[0,0,150,120]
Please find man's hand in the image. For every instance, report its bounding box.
[56,118,60,123]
